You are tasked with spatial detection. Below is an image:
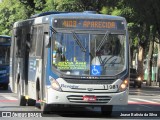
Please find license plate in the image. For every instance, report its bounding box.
[83,96,96,102]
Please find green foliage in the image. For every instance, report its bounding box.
[0,0,160,53]
[43,0,83,12]
[0,0,27,35]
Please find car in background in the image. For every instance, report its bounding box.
[130,68,142,88]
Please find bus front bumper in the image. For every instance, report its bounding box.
[46,87,129,106]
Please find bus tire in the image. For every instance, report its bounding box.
[28,98,36,106]
[138,84,141,88]
[3,84,8,90]
[18,83,27,106]
[133,84,136,88]
[101,105,113,116]
[41,102,52,114]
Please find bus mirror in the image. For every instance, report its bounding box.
[44,34,50,47]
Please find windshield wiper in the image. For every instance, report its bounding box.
[72,31,86,52]
[96,31,110,52]
[50,26,57,34]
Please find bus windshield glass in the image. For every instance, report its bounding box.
[52,31,126,76]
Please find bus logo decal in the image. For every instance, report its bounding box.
[60,84,79,89]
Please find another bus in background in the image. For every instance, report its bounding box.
[0,35,11,90]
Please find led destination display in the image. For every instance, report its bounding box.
[53,19,125,30]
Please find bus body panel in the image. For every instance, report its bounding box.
[0,65,9,84]
[46,87,128,105]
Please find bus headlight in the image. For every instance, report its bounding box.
[119,79,129,92]
[137,76,141,81]
[49,76,62,91]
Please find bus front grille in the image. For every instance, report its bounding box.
[67,95,112,103]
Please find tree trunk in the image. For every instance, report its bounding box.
[146,40,154,86]
[156,43,160,87]
[137,45,144,82]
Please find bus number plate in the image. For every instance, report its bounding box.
[83,96,96,102]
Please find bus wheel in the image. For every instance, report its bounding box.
[40,102,52,114]
[138,84,141,88]
[28,98,36,106]
[133,84,136,88]
[18,83,27,106]
[101,105,113,116]
[3,84,8,90]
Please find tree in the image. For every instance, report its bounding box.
[109,0,160,86]
[0,0,27,35]
[19,0,46,14]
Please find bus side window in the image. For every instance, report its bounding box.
[16,32,22,57]
[36,26,43,57]
[30,27,37,56]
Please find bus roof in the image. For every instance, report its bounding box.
[0,35,11,38]
[52,12,125,20]
[13,11,126,28]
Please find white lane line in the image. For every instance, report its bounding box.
[130,98,159,104]
[128,100,135,103]
[152,99,160,102]
[3,96,18,100]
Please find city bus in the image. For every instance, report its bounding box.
[0,35,11,90]
[10,11,129,115]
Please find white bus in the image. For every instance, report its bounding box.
[10,11,130,116]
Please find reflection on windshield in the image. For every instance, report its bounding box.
[52,32,89,76]
[96,31,110,52]
[72,31,86,52]
[52,32,125,76]
[91,34,125,76]
[0,46,10,65]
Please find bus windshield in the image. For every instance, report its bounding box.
[52,31,126,76]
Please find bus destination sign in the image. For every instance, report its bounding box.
[53,19,125,30]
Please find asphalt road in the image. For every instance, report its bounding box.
[0,84,160,120]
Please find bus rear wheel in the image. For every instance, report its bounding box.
[3,84,8,90]
[101,105,113,116]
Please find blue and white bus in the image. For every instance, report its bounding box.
[10,11,129,115]
[0,35,11,90]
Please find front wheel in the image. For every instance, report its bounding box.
[17,83,27,106]
[138,84,141,88]
[3,84,8,90]
[101,105,113,116]
[28,98,36,106]
[40,102,53,114]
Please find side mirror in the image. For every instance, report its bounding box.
[44,33,50,47]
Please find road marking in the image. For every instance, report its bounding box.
[139,104,153,109]
[3,96,18,100]
[152,99,160,102]
[128,98,160,105]
[0,95,17,102]
[128,100,135,103]
[130,98,159,104]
